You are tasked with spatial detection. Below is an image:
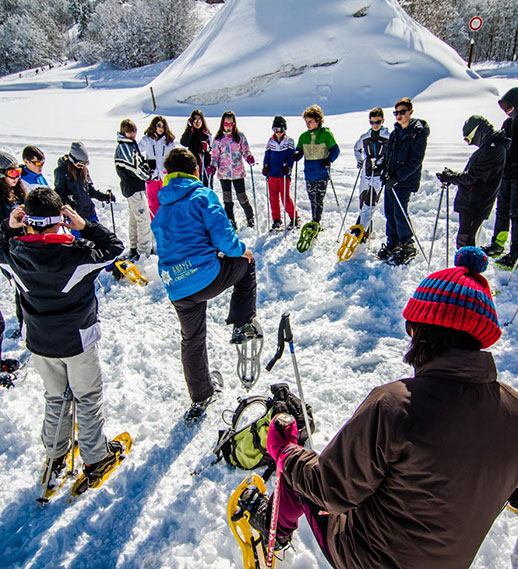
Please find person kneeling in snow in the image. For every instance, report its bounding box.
[236,247,518,569]
[152,147,258,426]
[0,188,125,486]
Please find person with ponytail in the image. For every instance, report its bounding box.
[180,109,212,186]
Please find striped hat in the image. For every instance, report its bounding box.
[402,247,501,349]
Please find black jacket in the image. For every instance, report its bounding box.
[54,156,107,219]
[452,129,511,219]
[0,220,123,358]
[500,87,518,179]
[114,134,149,198]
[180,126,212,169]
[385,118,430,192]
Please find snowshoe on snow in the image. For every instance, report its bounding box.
[337,224,365,261]
[37,441,80,503]
[183,371,224,426]
[296,221,320,252]
[70,432,132,498]
[228,473,278,569]
[232,320,263,390]
[385,240,417,266]
[113,259,149,286]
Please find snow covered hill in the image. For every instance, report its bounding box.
[120,0,496,116]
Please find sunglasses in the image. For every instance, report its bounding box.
[273,127,285,133]
[156,123,165,129]
[30,160,45,167]
[224,121,235,127]
[369,120,383,125]
[193,118,202,123]
[393,109,409,116]
[5,167,22,179]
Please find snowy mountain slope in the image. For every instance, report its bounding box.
[0,65,517,569]
[119,0,496,116]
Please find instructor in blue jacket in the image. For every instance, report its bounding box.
[152,147,257,425]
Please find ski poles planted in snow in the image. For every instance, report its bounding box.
[336,161,363,243]
[328,170,344,226]
[108,189,116,235]
[250,164,259,234]
[428,182,447,270]
[266,312,313,449]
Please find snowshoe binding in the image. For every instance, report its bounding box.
[337,224,365,261]
[113,259,149,286]
[183,371,224,426]
[296,221,320,252]
[38,441,80,503]
[70,432,132,498]
[228,474,278,569]
[0,372,16,389]
[231,320,263,390]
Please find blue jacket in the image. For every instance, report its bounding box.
[152,173,246,301]
[21,167,49,190]
[263,134,295,178]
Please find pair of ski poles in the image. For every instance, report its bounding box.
[38,384,77,504]
[265,312,313,567]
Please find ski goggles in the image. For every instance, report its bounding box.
[2,167,22,179]
[369,119,383,125]
[463,125,478,144]
[272,127,285,133]
[24,214,63,227]
[29,160,45,167]
[223,121,234,127]
[69,154,89,167]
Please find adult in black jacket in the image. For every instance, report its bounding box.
[0,188,126,485]
[54,142,114,238]
[180,109,213,186]
[482,87,518,268]
[379,97,430,265]
[437,115,511,248]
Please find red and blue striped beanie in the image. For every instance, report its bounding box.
[402,247,501,349]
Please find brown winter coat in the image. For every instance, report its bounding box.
[283,349,518,569]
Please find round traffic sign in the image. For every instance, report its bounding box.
[469,16,483,32]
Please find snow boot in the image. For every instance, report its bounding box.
[230,322,260,345]
[0,358,20,374]
[128,248,140,262]
[270,219,282,231]
[83,440,124,484]
[482,242,505,257]
[377,241,400,261]
[183,371,224,426]
[387,240,417,266]
[495,251,518,269]
[287,217,300,230]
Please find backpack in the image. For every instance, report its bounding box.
[213,383,314,475]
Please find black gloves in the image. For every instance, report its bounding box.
[436,168,455,184]
[280,165,291,176]
[292,150,302,161]
[322,157,331,168]
[262,165,269,177]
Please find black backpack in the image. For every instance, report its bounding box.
[213,383,314,477]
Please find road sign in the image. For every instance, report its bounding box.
[469,16,483,32]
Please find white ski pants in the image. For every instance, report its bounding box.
[127,190,153,256]
[33,346,109,464]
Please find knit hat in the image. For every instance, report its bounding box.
[68,141,89,164]
[402,247,501,349]
[462,115,493,147]
[272,116,287,130]
[0,150,18,173]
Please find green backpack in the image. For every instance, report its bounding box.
[214,383,314,474]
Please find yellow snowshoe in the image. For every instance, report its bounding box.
[337,224,365,261]
[114,260,149,286]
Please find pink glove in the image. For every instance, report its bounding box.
[246,155,255,165]
[206,165,216,176]
[267,414,299,472]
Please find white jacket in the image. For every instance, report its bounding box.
[138,135,176,180]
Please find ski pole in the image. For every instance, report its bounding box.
[336,163,362,243]
[293,161,298,216]
[266,312,313,449]
[367,158,376,249]
[328,170,344,225]
[108,190,116,235]
[38,384,71,504]
[249,164,259,234]
[69,397,77,476]
[266,413,295,569]
[504,304,518,327]
[283,174,287,240]
[446,183,450,266]
[428,182,447,270]
[391,186,429,265]
[265,176,270,227]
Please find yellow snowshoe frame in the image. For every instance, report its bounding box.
[228,474,275,569]
[337,224,365,261]
[40,440,80,500]
[115,260,149,286]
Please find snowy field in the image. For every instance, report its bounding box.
[1,54,518,569]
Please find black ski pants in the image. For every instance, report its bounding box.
[220,178,254,223]
[172,256,256,403]
[492,178,518,255]
[306,179,328,223]
[457,212,485,249]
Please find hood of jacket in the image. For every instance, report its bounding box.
[474,128,512,151]
[500,87,518,118]
[159,172,203,206]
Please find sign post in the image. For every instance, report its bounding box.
[468,16,483,68]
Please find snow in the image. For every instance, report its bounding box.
[117,0,497,116]
[1,14,518,569]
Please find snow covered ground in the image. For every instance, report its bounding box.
[1,50,518,569]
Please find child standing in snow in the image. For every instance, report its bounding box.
[138,116,176,219]
[180,109,213,187]
[114,119,153,261]
[207,111,256,229]
[21,146,49,190]
[350,107,390,239]
[262,116,298,231]
[292,104,340,226]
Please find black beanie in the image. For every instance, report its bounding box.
[272,116,287,130]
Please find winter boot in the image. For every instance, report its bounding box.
[270,219,282,231]
[247,217,255,228]
[128,248,140,262]
[0,358,20,374]
[230,322,259,345]
[388,239,417,266]
[287,217,300,230]
[232,487,291,551]
[83,440,124,484]
[482,242,505,257]
[377,241,400,261]
[183,371,223,426]
[495,251,518,269]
